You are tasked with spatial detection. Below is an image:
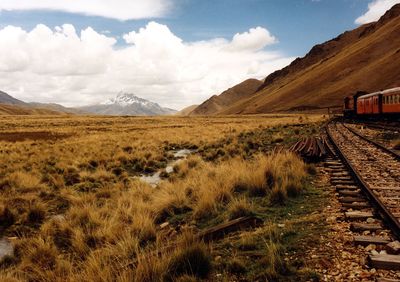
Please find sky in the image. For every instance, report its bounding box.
[0,0,398,109]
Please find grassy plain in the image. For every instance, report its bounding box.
[0,114,327,281]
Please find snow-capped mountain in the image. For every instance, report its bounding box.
[79,93,177,116]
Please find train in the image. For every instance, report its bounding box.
[343,87,400,118]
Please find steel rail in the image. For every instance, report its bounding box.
[342,123,400,160]
[326,120,400,239]
[345,120,400,133]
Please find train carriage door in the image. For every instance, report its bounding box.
[357,99,364,114]
[378,94,383,114]
[372,95,379,114]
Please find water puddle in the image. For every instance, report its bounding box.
[139,172,162,187]
[0,238,13,260]
[138,149,194,187]
[173,149,193,158]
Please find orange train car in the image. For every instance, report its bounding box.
[344,88,400,117]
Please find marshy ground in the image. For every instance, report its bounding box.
[0,114,330,281]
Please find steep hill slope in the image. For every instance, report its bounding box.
[190,79,262,115]
[219,4,400,114]
[0,104,66,115]
[0,91,25,105]
[176,105,198,116]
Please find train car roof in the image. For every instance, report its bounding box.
[358,87,400,99]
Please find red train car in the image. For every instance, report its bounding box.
[344,87,400,118]
[382,88,400,114]
[357,93,381,115]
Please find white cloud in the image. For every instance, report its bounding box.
[0,0,173,21]
[226,27,277,52]
[0,22,294,109]
[355,0,400,24]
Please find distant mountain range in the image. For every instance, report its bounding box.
[0,90,26,105]
[78,93,177,116]
[2,4,399,116]
[0,91,176,116]
[0,91,83,115]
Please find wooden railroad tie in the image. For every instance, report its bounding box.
[197,216,263,242]
[353,235,391,246]
[342,202,371,209]
[350,222,382,232]
[338,190,361,197]
[345,211,374,220]
[339,196,366,203]
[369,254,400,270]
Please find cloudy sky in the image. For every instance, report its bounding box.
[0,0,398,109]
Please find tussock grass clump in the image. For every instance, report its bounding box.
[134,233,211,282]
[63,167,81,186]
[261,241,287,279]
[166,234,211,281]
[41,220,74,251]
[227,198,254,220]
[0,205,15,229]
[231,152,306,202]
[227,257,247,274]
[7,171,42,192]
[19,238,58,271]
[134,253,166,282]
[152,186,191,223]
[25,203,46,225]
[131,213,157,246]
[238,232,258,251]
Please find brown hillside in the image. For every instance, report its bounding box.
[190,79,262,115]
[218,4,400,114]
[176,104,199,116]
[0,103,66,115]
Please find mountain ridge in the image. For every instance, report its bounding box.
[190,79,262,116]
[0,91,26,105]
[79,93,177,116]
[195,4,400,115]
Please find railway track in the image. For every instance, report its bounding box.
[351,121,400,133]
[326,120,400,272]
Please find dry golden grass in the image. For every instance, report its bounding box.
[0,114,323,281]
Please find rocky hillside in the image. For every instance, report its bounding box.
[190,79,262,115]
[200,4,400,114]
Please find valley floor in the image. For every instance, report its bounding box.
[0,114,340,281]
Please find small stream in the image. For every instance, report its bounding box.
[139,149,194,187]
[0,238,13,260]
